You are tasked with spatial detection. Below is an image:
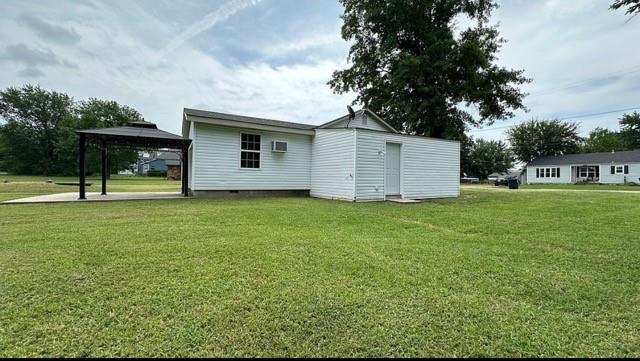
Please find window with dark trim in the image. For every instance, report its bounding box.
[537,167,561,178]
[240,133,261,169]
[612,165,629,174]
[580,166,597,178]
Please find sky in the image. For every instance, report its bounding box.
[0,0,638,141]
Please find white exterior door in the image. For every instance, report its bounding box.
[385,142,401,195]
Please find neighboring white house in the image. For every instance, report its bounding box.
[182,108,460,201]
[525,150,640,184]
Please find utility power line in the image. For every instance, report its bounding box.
[527,64,640,97]
[469,106,640,133]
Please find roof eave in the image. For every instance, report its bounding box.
[185,113,315,135]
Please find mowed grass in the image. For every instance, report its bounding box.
[0,173,180,201]
[521,183,640,191]
[1,187,639,357]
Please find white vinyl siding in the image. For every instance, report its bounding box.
[192,123,311,190]
[310,129,355,201]
[599,163,640,184]
[354,129,459,201]
[189,121,460,201]
[526,165,572,184]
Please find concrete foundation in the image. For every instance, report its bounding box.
[191,189,310,198]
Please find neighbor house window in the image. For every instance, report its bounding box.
[579,166,598,178]
[240,133,261,169]
[537,167,561,178]
[613,165,629,174]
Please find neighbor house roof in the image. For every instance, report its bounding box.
[527,150,640,166]
[155,151,181,166]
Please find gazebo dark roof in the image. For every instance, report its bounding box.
[76,120,188,148]
[76,120,191,199]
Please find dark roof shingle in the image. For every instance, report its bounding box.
[184,108,316,130]
[527,150,640,166]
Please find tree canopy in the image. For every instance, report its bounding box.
[329,0,529,140]
[619,111,640,150]
[506,119,582,163]
[580,127,627,153]
[0,85,74,175]
[0,85,143,175]
[467,138,514,179]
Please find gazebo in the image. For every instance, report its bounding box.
[76,120,191,199]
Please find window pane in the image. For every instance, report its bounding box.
[241,151,260,168]
[241,134,261,151]
[546,168,550,177]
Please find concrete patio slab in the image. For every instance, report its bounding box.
[387,198,421,203]
[2,192,188,204]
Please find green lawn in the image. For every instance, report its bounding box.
[521,183,640,191]
[0,173,180,201]
[1,185,639,356]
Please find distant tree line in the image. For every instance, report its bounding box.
[0,84,142,176]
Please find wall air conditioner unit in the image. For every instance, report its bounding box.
[272,140,288,152]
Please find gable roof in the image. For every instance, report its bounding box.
[183,107,399,136]
[318,108,398,133]
[527,150,640,166]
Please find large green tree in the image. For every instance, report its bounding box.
[67,98,144,172]
[329,0,529,139]
[580,127,626,153]
[0,85,143,175]
[467,138,514,180]
[619,111,640,150]
[507,119,582,163]
[0,85,75,175]
[459,133,475,176]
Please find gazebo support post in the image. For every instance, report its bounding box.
[181,144,189,197]
[78,133,86,199]
[101,140,107,195]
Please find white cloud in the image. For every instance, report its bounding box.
[0,0,354,134]
[1,0,637,144]
[261,33,342,58]
[469,0,640,141]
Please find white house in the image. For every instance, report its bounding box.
[525,150,640,185]
[182,108,460,201]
